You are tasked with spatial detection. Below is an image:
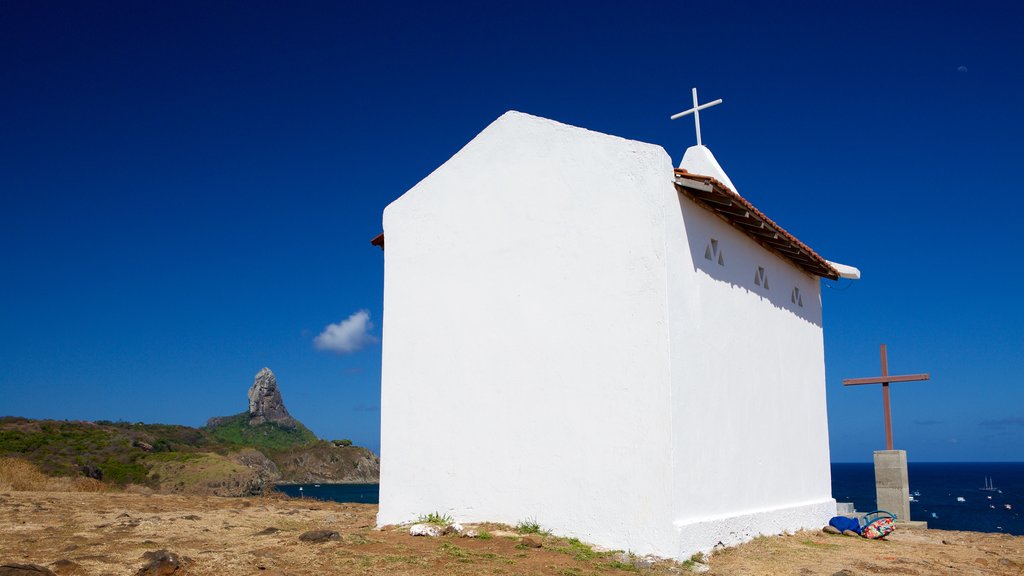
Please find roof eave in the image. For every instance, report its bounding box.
[673,170,840,280]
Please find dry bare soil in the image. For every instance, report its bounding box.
[1,491,1023,575]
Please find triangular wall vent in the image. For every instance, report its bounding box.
[704,238,724,266]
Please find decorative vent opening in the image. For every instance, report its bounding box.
[791,287,804,307]
[754,266,769,289]
[704,238,724,266]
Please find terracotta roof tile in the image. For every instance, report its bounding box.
[673,169,839,280]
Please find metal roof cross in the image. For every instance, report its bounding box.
[843,344,930,451]
[670,87,723,147]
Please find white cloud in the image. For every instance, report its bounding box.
[314,310,378,354]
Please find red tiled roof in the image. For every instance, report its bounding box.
[674,169,839,280]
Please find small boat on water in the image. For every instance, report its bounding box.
[956,496,966,502]
[912,490,921,497]
[931,512,939,519]
[1007,504,1013,510]
[981,476,999,492]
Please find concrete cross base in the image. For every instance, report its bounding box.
[874,450,912,522]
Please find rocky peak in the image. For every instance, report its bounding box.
[247,368,293,427]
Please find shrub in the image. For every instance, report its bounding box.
[331,439,353,447]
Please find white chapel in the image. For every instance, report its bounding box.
[372,95,859,559]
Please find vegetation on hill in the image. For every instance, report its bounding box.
[204,412,318,451]
[0,415,378,494]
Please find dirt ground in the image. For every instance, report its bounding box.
[1,491,1023,576]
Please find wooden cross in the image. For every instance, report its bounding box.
[843,344,929,450]
[670,87,723,146]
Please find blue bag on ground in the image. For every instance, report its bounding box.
[828,516,861,534]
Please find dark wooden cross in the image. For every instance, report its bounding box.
[842,344,929,451]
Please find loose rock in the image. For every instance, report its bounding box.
[443,523,464,536]
[521,537,543,548]
[298,530,340,542]
[822,525,841,534]
[135,550,184,576]
[461,529,479,538]
[842,530,860,537]
[254,527,282,536]
[409,523,443,537]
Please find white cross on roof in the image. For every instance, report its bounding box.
[670,87,723,147]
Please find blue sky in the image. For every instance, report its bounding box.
[2,1,1023,461]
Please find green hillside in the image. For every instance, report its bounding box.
[0,415,374,492]
[204,412,318,451]
[0,417,225,484]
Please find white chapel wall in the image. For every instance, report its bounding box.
[377,112,681,555]
[664,192,835,554]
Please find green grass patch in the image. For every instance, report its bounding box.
[440,543,468,558]
[97,458,148,484]
[605,560,640,572]
[551,537,602,561]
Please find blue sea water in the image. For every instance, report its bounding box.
[832,462,1024,535]
[274,483,379,504]
[275,463,1024,535]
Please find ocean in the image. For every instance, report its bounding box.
[274,462,1024,535]
[831,462,1023,535]
[274,483,379,504]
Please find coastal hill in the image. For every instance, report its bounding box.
[0,368,379,495]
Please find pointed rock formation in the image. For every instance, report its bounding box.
[247,368,294,427]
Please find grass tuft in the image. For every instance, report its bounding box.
[515,518,547,535]
[417,511,454,526]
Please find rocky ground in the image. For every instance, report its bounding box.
[1,491,1023,575]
